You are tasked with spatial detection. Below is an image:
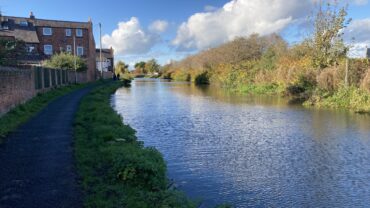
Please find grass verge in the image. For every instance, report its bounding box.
[304,86,370,113]
[0,83,88,141]
[74,82,198,208]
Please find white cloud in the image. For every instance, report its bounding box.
[172,0,314,51]
[344,18,370,57]
[351,0,368,5]
[149,20,169,33]
[102,17,159,55]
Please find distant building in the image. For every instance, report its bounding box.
[0,12,96,81]
[96,47,114,72]
[367,48,370,59]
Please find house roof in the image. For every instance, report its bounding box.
[0,29,39,43]
[96,48,114,58]
[2,15,91,29]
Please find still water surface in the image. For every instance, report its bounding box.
[112,79,370,208]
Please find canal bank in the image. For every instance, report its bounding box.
[73,82,200,207]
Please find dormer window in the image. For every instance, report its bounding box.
[76,29,83,37]
[43,27,52,36]
[19,21,28,26]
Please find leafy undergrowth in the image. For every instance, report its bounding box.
[237,83,285,95]
[0,83,88,141]
[304,86,370,113]
[74,82,200,208]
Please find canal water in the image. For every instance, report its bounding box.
[112,78,370,208]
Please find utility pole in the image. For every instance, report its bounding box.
[73,36,77,84]
[99,23,103,79]
[74,36,77,83]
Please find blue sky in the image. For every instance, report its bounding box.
[1,0,370,66]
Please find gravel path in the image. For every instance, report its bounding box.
[0,86,92,208]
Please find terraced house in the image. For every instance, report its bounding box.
[0,12,96,81]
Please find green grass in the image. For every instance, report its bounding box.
[0,83,88,141]
[74,82,198,208]
[304,86,370,113]
[230,83,285,95]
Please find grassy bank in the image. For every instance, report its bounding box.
[304,86,370,113]
[74,82,198,208]
[0,83,88,141]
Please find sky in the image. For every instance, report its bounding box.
[1,0,370,67]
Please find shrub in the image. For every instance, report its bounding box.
[44,52,87,71]
[317,67,341,91]
[195,71,210,85]
[0,39,26,66]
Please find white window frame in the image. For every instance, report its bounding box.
[77,46,84,56]
[43,27,52,36]
[65,28,71,36]
[76,29,83,37]
[44,45,53,55]
[66,45,72,53]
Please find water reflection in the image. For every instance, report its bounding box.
[112,79,370,208]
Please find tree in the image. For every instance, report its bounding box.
[134,61,146,74]
[43,52,87,71]
[115,61,129,75]
[309,1,351,69]
[0,39,26,66]
[145,59,160,74]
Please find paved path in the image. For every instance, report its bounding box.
[0,86,93,208]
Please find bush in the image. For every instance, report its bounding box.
[305,86,370,113]
[0,39,26,66]
[317,67,341,91]
[195,71,210,85]
[44,52,87,71]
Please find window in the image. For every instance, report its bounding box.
[28,46,35,53]
[77,46,84,56]
[43,27,52,36]
[66,45,72,53]
[65,28,71,36]
[76,29,83,37]
[44,45,53,55]
[19,21,28,26]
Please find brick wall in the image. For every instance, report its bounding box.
[0,66,36,115]
[0,66,89,116]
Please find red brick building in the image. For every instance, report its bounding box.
[0,12,96,81]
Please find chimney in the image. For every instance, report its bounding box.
[30,11,35,19]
